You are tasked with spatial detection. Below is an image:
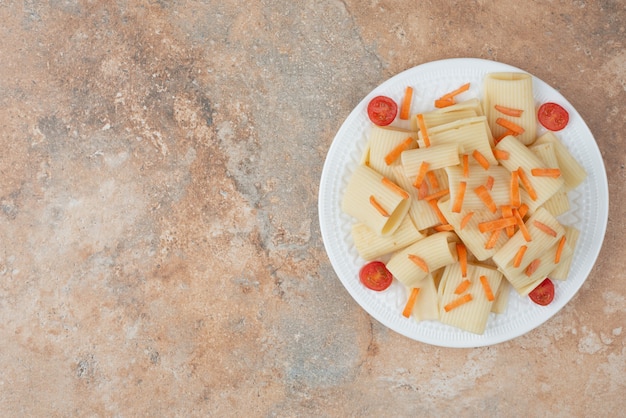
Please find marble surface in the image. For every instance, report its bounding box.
[0,1,624,416]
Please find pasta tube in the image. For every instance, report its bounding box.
[483,72,537,145]
[438,262,503,334]
[386,232,458,288]
[368,126,418,182]
[351,215,425,261]
[341,165,411,236]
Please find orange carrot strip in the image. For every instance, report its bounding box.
[496,118,525,135]
[501,205,515,237]
[434,224,455,232]
[485,175,495,191]
[513,209,532,242]
[493,149,510,160]
[533,220,557,237]
[434,98,455,108]
[427,171,439,191]
[478,217,518,233]
[462,154,469,178]
[417,114,431,147]
[384,137,413,165]
[510,170,521,208]
[525,259,541,276]
[494,104,524,117]
[495,129,516,144]
[428,199,448,225]
[440,82,470,101]
[460,211,475,230]
[513,245,527,268]
[518,203,529,219]
[399,86,414,120]
[369,195,389,217]
[475,185,497,213]
[417,181,429,200]
[424,188,450,201]
[408,254,429,273]
[531,168,561,178]
[555,235,567,264]
[382,177,409,200]
[472,149,490,170]
[451,181,467,213]
[457,243,468,278]
[485,229,501,249]
[402,287,420,318]
[517,167,537,201]
[479,275,495,301]
[444,293,473,312]
[412,161,430,188]
[454,279,471,295]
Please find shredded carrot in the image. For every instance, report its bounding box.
[402,287,420,318]
[440,82,470,101]
[513,245,527,268]
[474,185,497,213]
[510,170,521,208]
[501,205,515,237]
[451,181,467,213]
[478,217,517,233]
[485,175,495,191]
[525,259,541,276]
[427,171,439,191]
[408,254,429,273]
[493,149,510,160]
[369,195,389,217]
[417,180,429,200]
[424,188,450,201]
[399,86,414,120]
[495,129,516,144]
[485,228,501,249]
[460,211,474,230]
[412,161,430,188]
[495,105,524,117]
[434,224,455,232]
[434,98,455,108]
[496,118,525,135]
[454,279,471,295]
[479,275,495,301]
[444,293,473,312]
[456,243,468,278]
[416,114,431,147]
[384,137,413,165]
[428,199,448,225]
[382,177,409,199]
[472,149,490,170]
[518,203,529,219]
[533,220,557,237]
[513,209,532,242]
[517,167,537,201]
[555,235,567,263]
[531,168,561,178]
[462,154,469,178]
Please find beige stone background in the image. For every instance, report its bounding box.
[0,1,624,416]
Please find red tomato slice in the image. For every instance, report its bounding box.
[538,102,569,131]
[367,96,398,126]
[359,261,393,291]
[529,278,555,306]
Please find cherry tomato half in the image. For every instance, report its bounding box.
[538,102,569,131]
[529,278,555,306]
[367,96,398,126]
[359,261,393,291]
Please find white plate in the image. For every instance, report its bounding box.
[318,58,609,347]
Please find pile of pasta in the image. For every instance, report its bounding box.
[341,72,586,335]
